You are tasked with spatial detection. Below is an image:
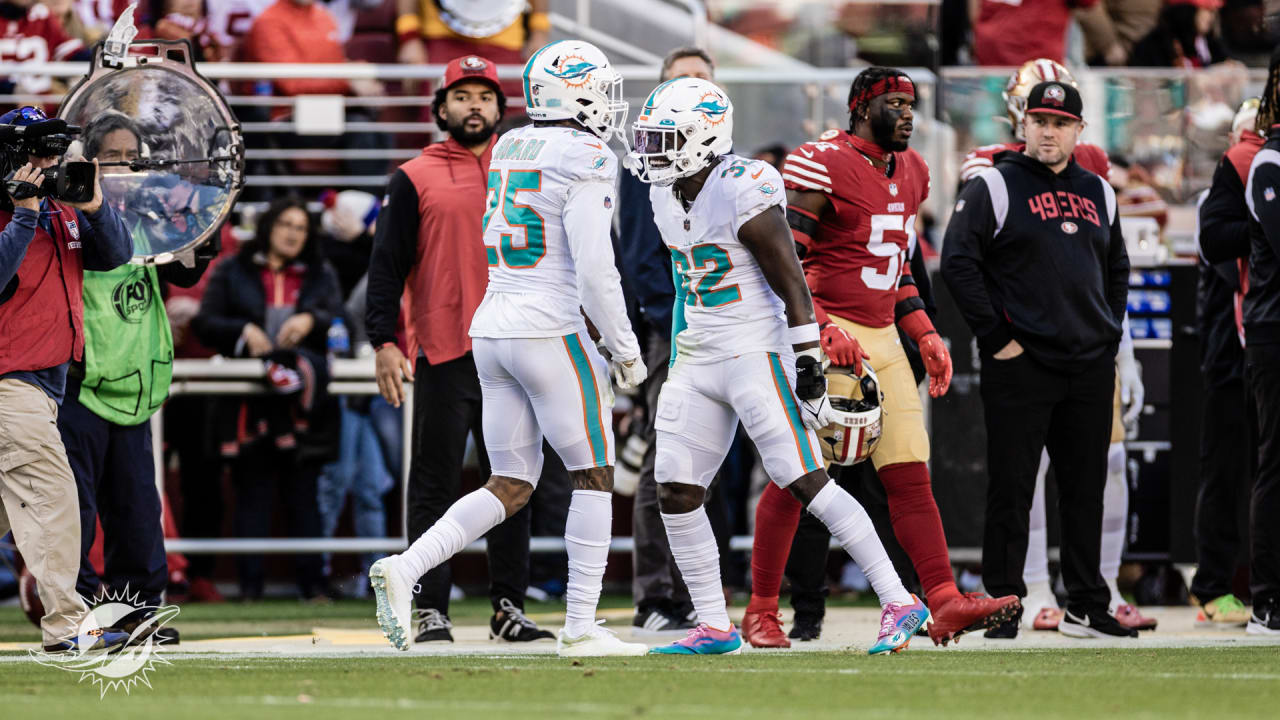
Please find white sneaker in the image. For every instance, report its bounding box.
[369,556,413,651]
[557,622,648,657]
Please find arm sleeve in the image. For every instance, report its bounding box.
[365,170,420,348]
[192,260,249,355]
[1200,156,1253,263]
[563,173,640,362]
[0,208,38,295]
[940,175,1012,353]
[80,204,133,271]
[1249,157,1280,257]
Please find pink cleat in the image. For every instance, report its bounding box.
[870,595,930,655]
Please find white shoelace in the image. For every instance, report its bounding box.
[414,608,451,632]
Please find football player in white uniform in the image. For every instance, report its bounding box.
[630,78,930,656]
[370,40,648,658]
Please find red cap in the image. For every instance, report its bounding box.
[442,55,502,96]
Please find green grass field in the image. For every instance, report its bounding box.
[2,598,1277,718]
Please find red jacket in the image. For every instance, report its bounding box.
[0,206,88,374]
[365,136,496,365]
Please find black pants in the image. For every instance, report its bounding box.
[1246,343,1280,605]
[233,442,324,599]
[410,353,532,614]
[170,396,222,581]
[57,378,167,606]
[980,352,1114,609]
[1191,376,1252,601]
[785,463,919,618]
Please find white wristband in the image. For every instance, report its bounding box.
[787,322,820,346]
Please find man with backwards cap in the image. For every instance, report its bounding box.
[942,81,1136,639]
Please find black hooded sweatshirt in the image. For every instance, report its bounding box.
[941,151,1130,372]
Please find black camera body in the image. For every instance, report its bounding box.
[0,117,93,204]
[4,161,96,203]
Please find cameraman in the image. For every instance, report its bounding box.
[0,106,131,652]
[55,113,214,644]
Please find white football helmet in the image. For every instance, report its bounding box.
[435,0,526,38]
[1003,59,1077,140]
[628,77,733,186]
[523,40,628,144]
[816,362,884,467]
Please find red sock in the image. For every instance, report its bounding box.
[747,482,803,613]
[878,462,961,607]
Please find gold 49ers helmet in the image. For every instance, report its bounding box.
[817,362,884,466]
[1003,59,1077,140]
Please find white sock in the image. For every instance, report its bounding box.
[1101,442,1129,611]
[806,481,913,608]
[1023,448,1052,588]
[564,489,612,637]
[661,506,731,631]
[396,488,507,588]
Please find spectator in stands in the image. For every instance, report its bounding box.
[1219,0,1276,67]
[193,197,343,601]
[1074,0,1162,65]
[242,0,390,180]
[204,0,272,62]
[366,55,556,643]
[314,189,393,597]
[969,0,1097,66]
[0,0,88,95]
[395,0,548,97]
[1129,0,1229,67]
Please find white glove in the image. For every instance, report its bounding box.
[611,356,647,390]
[799,393,836,431]
[1117,353,1144,426]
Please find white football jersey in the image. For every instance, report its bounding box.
[470,125,639,360]
[651,154,788,364]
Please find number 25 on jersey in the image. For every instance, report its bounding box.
[483,169,547,268]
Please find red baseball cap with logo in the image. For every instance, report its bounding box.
[442,55,503,97]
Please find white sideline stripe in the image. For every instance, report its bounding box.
[782,173,830,193]
[781,164,833,184]
[784,154,829,173]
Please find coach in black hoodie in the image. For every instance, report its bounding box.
[942,81,1133,639]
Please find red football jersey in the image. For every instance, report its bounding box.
[74,0,134,34]
[782,128,930,329]
[960,141,1111,184]
[1,3,83,93]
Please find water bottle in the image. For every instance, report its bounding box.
[327,316,350,356]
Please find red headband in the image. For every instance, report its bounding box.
[850,76,915,112]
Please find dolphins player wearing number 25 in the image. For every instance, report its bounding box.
[630,76,929,656]
[370,40,649,658]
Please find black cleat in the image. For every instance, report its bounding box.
[983,616,1020,639]
[490,598,554,642]
[632,606,695,635]
[413,608,454,643]
[1059,606,1138,639]
[788,613,823,641]
[1247,596,1280,636]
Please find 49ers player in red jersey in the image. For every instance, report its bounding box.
[959,59,1110,186]
[741,67,1021,649]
